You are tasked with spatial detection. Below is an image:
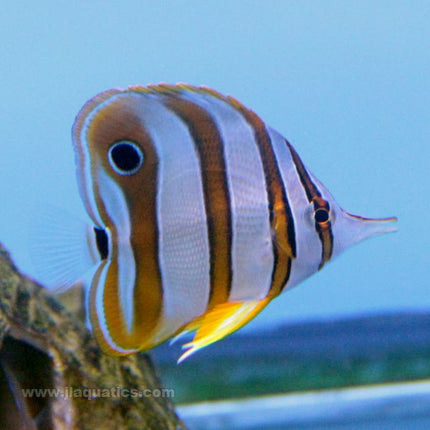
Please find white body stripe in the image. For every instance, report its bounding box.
[96,166,136,331]
[131,94,211,342]
[269,128,321,290]
[184,92,274,301]
[94,261,137,354]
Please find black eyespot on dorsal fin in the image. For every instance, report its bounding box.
[108,141,144,175]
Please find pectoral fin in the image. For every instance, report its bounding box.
[177,298,270,363]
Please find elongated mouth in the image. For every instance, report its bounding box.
[346,212,398,223]
[345,212,398,238]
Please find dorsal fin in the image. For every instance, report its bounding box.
[126,82,255,116]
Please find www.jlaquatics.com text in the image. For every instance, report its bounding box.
[21,386,175,400]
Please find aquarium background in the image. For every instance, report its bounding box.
[0,1,428,328]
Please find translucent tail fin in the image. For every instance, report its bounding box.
[28,205,99,292]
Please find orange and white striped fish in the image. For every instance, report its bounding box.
[38,84,397,362]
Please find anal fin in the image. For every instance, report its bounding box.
[177,298,270,363]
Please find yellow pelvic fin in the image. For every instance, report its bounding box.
[177,298,271,363]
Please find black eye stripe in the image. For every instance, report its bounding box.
[108,141,144,175]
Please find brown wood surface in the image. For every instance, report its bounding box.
[0,244,185,430]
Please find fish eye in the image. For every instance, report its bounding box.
[314,208,330,224]
[108,141,144,175]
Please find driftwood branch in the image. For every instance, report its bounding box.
[0,244,185,430]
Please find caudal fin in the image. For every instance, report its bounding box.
[28,205,99,292]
